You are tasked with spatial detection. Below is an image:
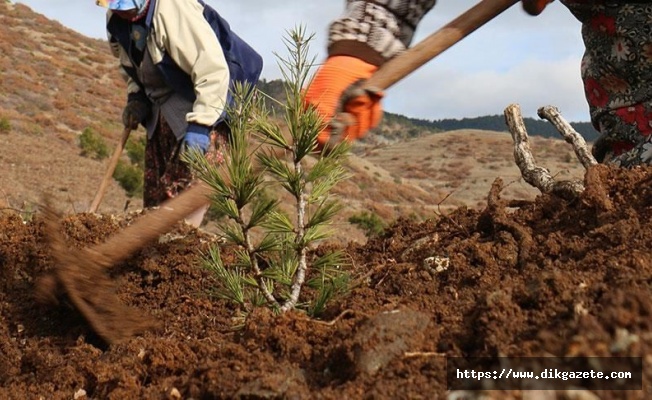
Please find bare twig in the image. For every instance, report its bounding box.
[506,199,533,208]
[485,178,533,267]
[0,207,30,213]
[435,190,469,237]
[309,309,360,326]
[504,104,584,200]
[349,262,387,290]
[537,105,597,169]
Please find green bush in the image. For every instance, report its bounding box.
[349,211,386,238]
[113,159,143,198]
[79,127,109,160]
[110,134,145,198]
[0,117,11,133]
[125,134,145,166]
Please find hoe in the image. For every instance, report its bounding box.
[39,0,536,344]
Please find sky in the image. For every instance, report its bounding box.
[15,0,590,122]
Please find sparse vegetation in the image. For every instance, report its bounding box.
[112,135,145,198]
[113,160,143,198]
[0,117,10,133]
[349,211,386,238]
[78,127,109,160]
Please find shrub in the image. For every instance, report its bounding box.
[111,134,145,197]
[348,211,386,238]
[113,159,143,198]
[0,117,10,133]
[125,134,145,166]
[78,127,109,160]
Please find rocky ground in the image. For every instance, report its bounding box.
[1,164,651,399]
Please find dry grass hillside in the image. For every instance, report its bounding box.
[0,2,130,213]
[0,2,586,243]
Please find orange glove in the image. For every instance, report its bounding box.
[522,0,553,16]
[304,56,383,148]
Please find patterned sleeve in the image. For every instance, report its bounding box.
[328,0,437,66]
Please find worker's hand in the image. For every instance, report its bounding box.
[522,0,553,16]
[183,124,211,155]
[304,55,383,149]
[122,94,150,129]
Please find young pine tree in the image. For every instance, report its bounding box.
[185,27,351,316]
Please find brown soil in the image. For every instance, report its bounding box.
[2,164,652,399]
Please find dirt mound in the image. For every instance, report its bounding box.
[1,164,651,399]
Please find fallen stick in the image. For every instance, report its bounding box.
[504,103,585,200]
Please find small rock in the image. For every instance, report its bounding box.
[353,308,432,376]
[573,302,588,317]
[234,367,307,399]
[169,387,181,399]
[423,255,450,275]
[610,328,638,353]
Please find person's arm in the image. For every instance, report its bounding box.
[305,0,554,148]
[327,0,436,66]
[305,0,436,148]
[151,0,230,130]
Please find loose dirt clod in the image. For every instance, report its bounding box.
[352,308,432,376]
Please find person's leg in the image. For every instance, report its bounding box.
[608,135,652,167]
[591,105,652,166]
[144,118,183,208]
[145,118,231,228]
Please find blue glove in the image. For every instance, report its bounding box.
[183,124,211,154]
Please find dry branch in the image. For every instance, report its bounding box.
[537,105,597,169]
[504,104,584,200]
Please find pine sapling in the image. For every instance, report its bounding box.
[188,27,351,316]
[255,26,351,313]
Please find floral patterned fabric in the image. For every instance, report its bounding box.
[560,1,652,166]
[143,115,229,207]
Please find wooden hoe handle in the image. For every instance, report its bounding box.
[363,0,519,92]
[89,181,214,267]
[88,127,132,213]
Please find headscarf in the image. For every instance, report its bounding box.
[96,0,147,12]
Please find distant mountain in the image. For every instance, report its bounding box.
[428,115,599,141]
[256,79,599,144]
[371,111,599,143]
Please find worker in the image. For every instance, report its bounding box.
[95,0,261,226]
[305,0,652,167]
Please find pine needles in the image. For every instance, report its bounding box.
[186,27,351,317]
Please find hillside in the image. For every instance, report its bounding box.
[1,2,587,243]
[0,2,131,214]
